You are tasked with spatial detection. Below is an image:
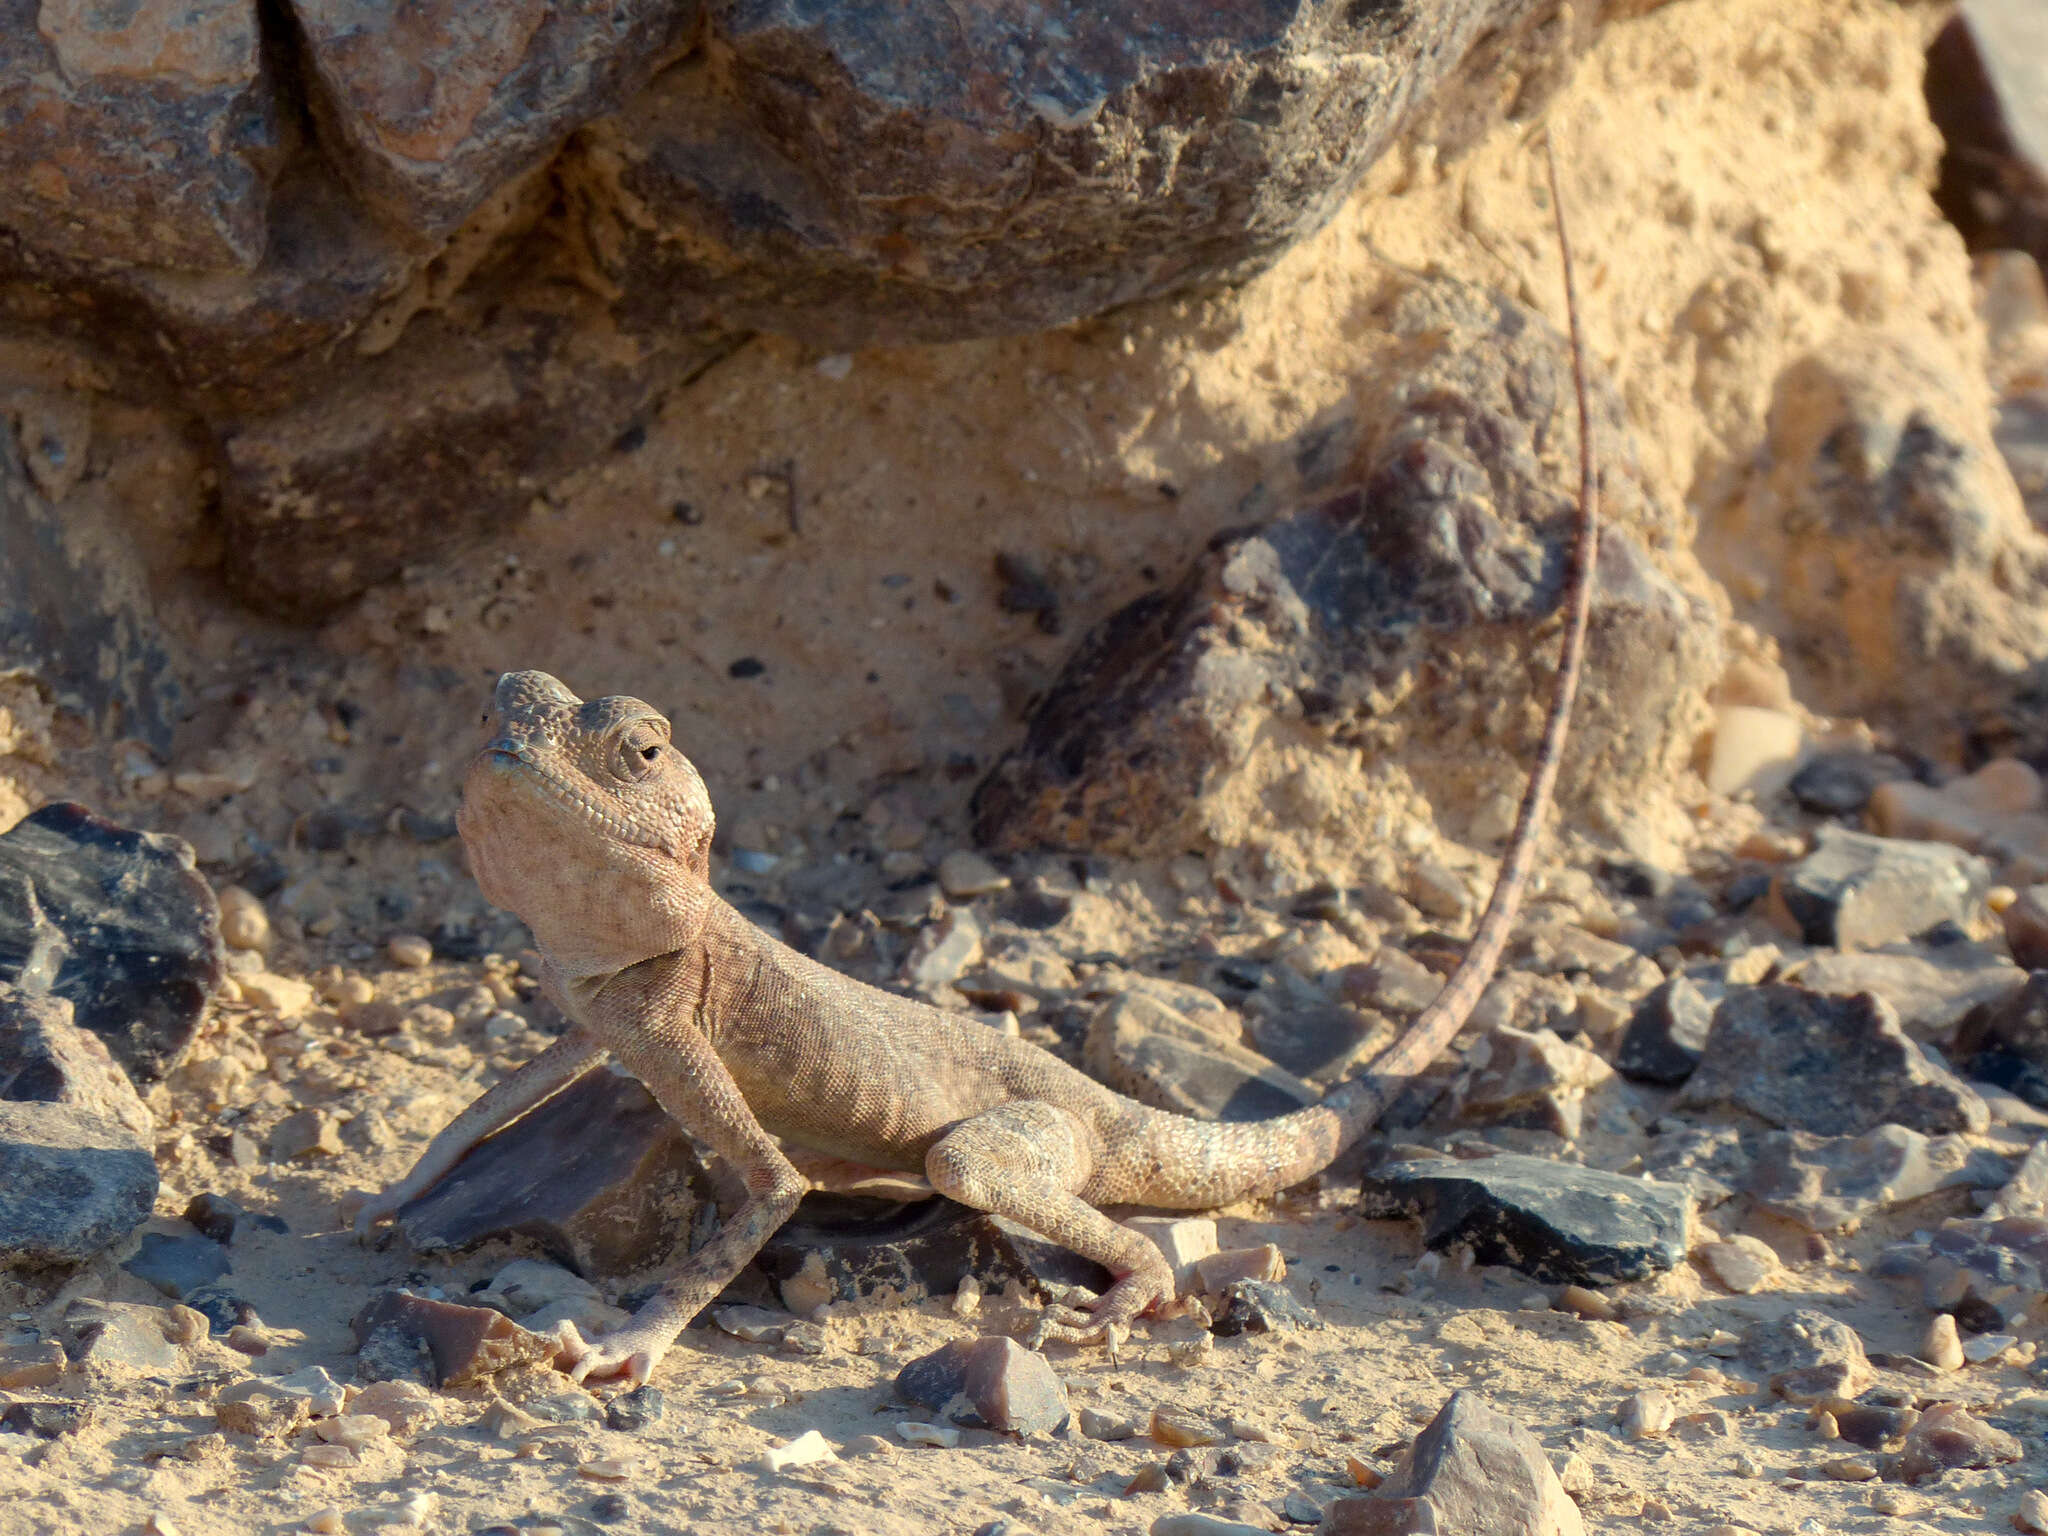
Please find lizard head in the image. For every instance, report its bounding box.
[459,670,716,977]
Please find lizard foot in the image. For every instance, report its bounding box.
[1022,1272,1169,1356]
[556,1320,673,1388]
[345,1188,406,1243]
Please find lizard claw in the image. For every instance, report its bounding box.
[556,1320,664,1387]
[345,1188,403,1243]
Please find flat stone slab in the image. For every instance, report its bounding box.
[0,803,225,1083]
[0,1100,157,1267]
[1358,1154,1691,1286]
[397,1063,708,1277]
[1679,985,1987,1137]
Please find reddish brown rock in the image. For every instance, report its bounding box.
[395,1064,709,1278]
[1898,1402,2023,1483]
[291,0,697,237]
[0,0,283,271]
[350,1290,558,1387]
[972,278,1718,858]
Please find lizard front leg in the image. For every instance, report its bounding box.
[562,978,806,1386]
[351,1027,604,1239]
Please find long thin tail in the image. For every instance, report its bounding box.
[1147,137,1601,1207]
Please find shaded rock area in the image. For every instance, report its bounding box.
[972,277,1720,865]
[758,1194,1112,1314]
[395,1064,710,1278]
[894,1335,1070,1437]
[0,1100,156,1267]
[1678,986,1989,1137]
[1615,974,1719,1085]
[1323,1390,1584,1536]
[1955,970,2048,1108]
[1746,1126,2013,1233]
[1926,0,2048,266]
[0,802,225,1082]
[1358,1154,1691,1286]
[0,983,152,1140]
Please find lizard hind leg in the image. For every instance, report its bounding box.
[923,1100,1175,1353]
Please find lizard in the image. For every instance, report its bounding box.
[352,141,1602,1388]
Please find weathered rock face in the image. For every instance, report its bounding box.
[0,1100,157,1268]
[972,278,1719,866]
[1925,0,2048,266]
[0,0,284,272]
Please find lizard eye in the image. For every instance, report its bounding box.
[615,719,669,780]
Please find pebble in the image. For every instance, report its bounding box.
[238,971,313,1015]
[1898,1402,2023,1482]
[577,1457,633,1481]
[896,1421,960,1448]
[314,1414,388,1451]
[1079,1406,1137,1441]
[938,851,1010,899]
[1149,1408,1218,1447]
[300,1443,355,1468]
[387,934,434,969]
[759,1428,837,1473]
[1698,1236,1778,1294]
[268,1108,343,1161]
[1192,1244,1285,1292]
[216,886,273,952]
[1619,1390,1675,1440]
[1822,1456,1877,1481]
[2017,1488,2048,1533]
[0,1340,65,1390]
[1705,705,1801,795]
[304,1510,343,1534]
[1922,1312,1965,1371]
[1148,1517,1275,1536]
[604,1386,665,1433]
[1555,1285,1614,1321]
[143,1514,179,1536]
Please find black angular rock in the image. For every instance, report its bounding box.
[605,1386,665,1433]
[895,1334,1069,1436]
[1211,1279,1323,1337]
[1,1401,86,1439]
[1774,826,1990,951]
[121,1231,230,1301]
[1358,1154,1691,1286]
[1615,974,1720,1085]
[0,1100,157,1267]
[181,1192,288,1244]
[396,1066,710,1277]
[757,1193,1111,1310]
[1680,985,1988,1136]
[0,803,226,1082]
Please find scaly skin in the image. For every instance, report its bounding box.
[354,145,1601,1386]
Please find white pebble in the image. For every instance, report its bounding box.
[896,1420,961,1448]
[759,1429,837,1472]
[387,934,433,969]
[1923,1312,1965,1372]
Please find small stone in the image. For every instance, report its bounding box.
[351,1290,557,1388]
[1359,1154,1692,1285]
[605,1386,665,1432]
[1922,1312,1966,1371]
[238,971,313,1015]
[181,1192,287,1245]
[215,1379,311,1439]
[216,887,272,952]
[1899,1402,2023,1482]
[143,1512,180,1536]
[1149,1408,1217,1447]
[1789,753,1903,816]
[842,1434,894,1458]
[1323,1390,1584,1536]
[1748,1123,2012,1231]
[1556,1285,1613,1321]
[2016,1488,2048,1533]
[895,1334,1070,1436]
[1742,1310,1873,1404]
[0,1339,65,1389]
[1080,1407,1137,1441]
[1698,1237,1778,1294]
[349,1380,439,1436]
[224,1324,270,1356]
[1705,705,1802,796]
[1211,1279,1322,1337]
[269,1108,343,1161]
[1821,1456,1876,1481]
[896,1420,961,1448]
[300,1443,356,1469]
[760,1428,836,1472]
[938,852,1010,900]
[1125,1217,1219,1289]
[387,934,433,969]
[1774,826,1990,950]
[578,1457,634,1481]
[1148,1517,1272,1536]
[304,1511,343,1535]
[1085,992,1317,1122]
[314,1414,389,1451]
[271,1364,348,1417]
[123,1231,231,1301]
[1,1400,85,1439]
[1456,1025,1614,1140]
[1619,1390,1675,1439]
[1193,1244,1286,1293]
[1615,975,1720,1086]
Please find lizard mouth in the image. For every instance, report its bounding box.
[471,747,661,850]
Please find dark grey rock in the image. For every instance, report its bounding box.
[62,1298,180,1373]
[122,1231,231,1301]
[1956,970,2048,1108]
[1211,1278,1323,1337]
[1679,985,1989,1136]
[757,1193,1111,1310]
[397,1065,710,1278]
[972,278,1719,857]
[181,1288,258,1337]
[1775,826,1991,950]
[0,983,152,1139]
[1926,0,2048,265]
[0,802,226,1083]
[1788,753,1908,817]
[1322,1390,1585,1536]
[895,1334,1069,1437]
[605,1385,665,1432]
[1741,1309,1873,1403]
[0,1100,156,1267]
[1357,1154,1691,1286]
[0,426,178,751]
[180,1191,288,1244]
[1615,975,1720,1085]
[0,1400,86,1439]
